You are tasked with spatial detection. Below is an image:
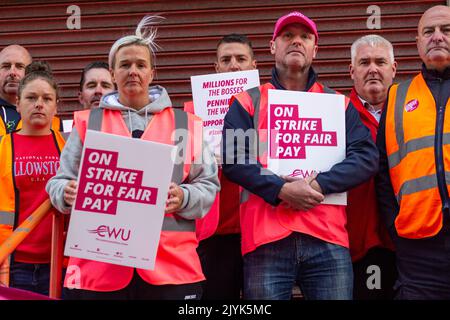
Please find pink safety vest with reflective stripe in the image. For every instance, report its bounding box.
[184,101,220,241]
[234,82,350,255]
[65,107,205,291]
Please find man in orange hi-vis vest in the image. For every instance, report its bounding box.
[222,11,379,300]
[376,5,450,299]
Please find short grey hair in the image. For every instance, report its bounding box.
[350,34,395,65]
[108,15,164,68]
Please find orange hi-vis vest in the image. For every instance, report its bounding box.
[66,107,205,291]
[234,82,350,256]
[0,130,65,244]
[0,116,62,136]
[385,73,450,238]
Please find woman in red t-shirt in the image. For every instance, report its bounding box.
[0,61,65,295]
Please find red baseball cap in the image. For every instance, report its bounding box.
[272,11,319,44]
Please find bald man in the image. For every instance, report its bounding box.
[376,5,450,299]
[0,45,32,135]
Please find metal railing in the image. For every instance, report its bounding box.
[0,199,65,299]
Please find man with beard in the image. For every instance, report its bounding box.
[347,34,397,299]
[0,45,32,135]
[377,5,450,299]
[78,61,114,109]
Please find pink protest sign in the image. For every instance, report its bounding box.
[74,148,158,215]
[269,104,338,159]
[267,90,346,205]
[65,130,175,270]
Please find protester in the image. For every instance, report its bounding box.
[78,61,114,109]
[376,5,450,299]
[0,61,65,295]
[347,34,397,299]
[0,45,32,135]
[222,11,378,300]
[46,16,219,300]
[214,33,257,72]
[185,33,257,300]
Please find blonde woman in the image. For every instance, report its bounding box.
[47,16,219,300]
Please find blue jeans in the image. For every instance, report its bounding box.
[10,262,50,296]
[243,232,353,300]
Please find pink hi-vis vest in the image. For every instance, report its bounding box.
[234,82,350,255]
[183,101,241,240]
[184,100,220,241]
[65,107,205,291]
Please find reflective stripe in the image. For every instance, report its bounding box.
[162,215,195,232]
[88,108,103,131]
[397,171,450,202]
[0,211,14,226]
[259,140,268,155]
[61,132,70,141]
[172,109,188,185]
[240,188,250,204]
[248,87,262,158]
[388,134,450,167]
[248,87,261,129]
[389,80,413,169]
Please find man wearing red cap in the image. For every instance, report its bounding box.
[222,11,378,299]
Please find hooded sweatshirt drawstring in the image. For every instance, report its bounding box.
[100,85,172,135]
[145,104,148,126]
[127,109,133,133]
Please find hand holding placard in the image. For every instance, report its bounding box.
[64,180,78,206]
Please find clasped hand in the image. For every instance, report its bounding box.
[278,172,324,211]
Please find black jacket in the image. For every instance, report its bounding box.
[0,98,20,134]
[376,65,450,233]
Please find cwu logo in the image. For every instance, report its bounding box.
[289,169,318,178]
[88,225,131,241]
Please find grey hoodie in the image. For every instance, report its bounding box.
[46,85,220,220]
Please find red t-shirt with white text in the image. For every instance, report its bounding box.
[13,133,61,263]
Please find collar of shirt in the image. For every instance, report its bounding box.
[422,63,450,81]
[270,67,318,91]
[0,97,16,109]
[358,96,381,123]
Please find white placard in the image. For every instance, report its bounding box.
[190,69,260,156]
[64,130,175,270]
[62,119,73,133]
[267,89,347,205]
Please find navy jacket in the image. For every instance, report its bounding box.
[376,65,450,233]
[0,98,20,134]
[222,67,379,206]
